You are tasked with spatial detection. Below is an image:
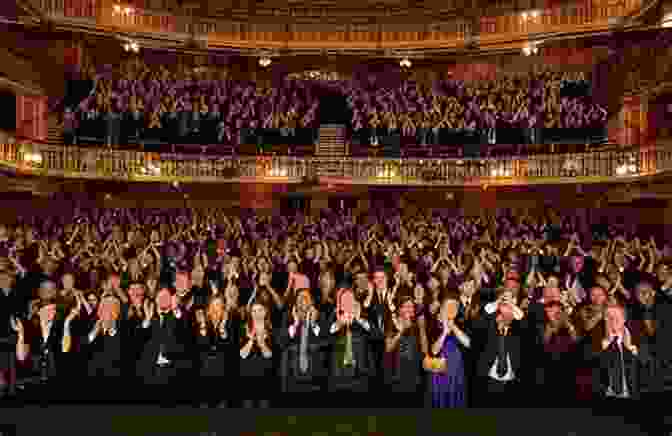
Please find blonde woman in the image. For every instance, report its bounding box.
[239,302,274,408]
[194,295,239,408]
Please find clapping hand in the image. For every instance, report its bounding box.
[10,316,23,335]
[66,299,81,322]
[143,299,155,321]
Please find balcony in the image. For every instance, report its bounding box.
[1,142,668,186]
[30,0,646,52]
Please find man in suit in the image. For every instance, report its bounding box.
[278,289,327,406]
[136,287,193,406]
[327,288,382,407]
[593,303,651,407]
[0,272,19,399]
[63,294,130,403]
[16,298,69,403]
[473,290,527,408]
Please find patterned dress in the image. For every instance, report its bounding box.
[430,334,466,408]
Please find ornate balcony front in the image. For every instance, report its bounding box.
[31,0,646,52]
[1,142,669,186]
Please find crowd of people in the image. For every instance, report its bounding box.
[60,59,608,154]
[0,205,668,409]
[63,58,319,148]
[347,70,607,147]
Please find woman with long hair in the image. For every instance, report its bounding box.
[239,301,274,408]
[426,295,470,408]
[383,294,428,407]
[194,294,239,408]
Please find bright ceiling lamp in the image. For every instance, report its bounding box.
[258,56,272,67]
[400,57,412,68]
[522,43,539,56]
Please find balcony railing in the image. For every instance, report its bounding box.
[1,143,669,186]
[32,0,644,50]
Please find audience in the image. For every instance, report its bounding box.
[0,206,666,408]
[62,61,607,157]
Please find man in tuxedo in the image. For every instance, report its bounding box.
[278,289,327,406]
[473,292,527,407]
[594,303,651,407]
[366,267,392,394]
[136,287,192,406]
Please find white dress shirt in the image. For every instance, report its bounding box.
[289,321,320,339]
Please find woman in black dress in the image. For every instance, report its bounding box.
[194,295,239,408]
[383,294,428,408]
[239,301,274,408]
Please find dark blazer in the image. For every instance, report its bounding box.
[326,312,382,392]
[0,290,19,370]
[78,322,131,378]
[471,314,527,380]
[135,311,193,377]
[277,310,329,392]
[590,339,652,400]
[195,316,240,378]
[25,319,66,379]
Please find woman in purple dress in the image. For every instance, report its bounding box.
[427,295,470,408]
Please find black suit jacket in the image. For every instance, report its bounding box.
[136,312,193,377]
[589,339,652,400]
[326,312,382,391]
[26,319,65,379]
[277,310,329,391]
[472,314,527,380]
[79,323,132,378]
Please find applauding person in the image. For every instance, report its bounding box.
[383,294,428,407]
[136,287,192,406]
[278,289,326,406]
[194,295,239,408]
[64,294,131,402]
[239,302,274,408]
[427,295,470,408]
[327,288,381,407]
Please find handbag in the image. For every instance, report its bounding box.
[423,355,448,374]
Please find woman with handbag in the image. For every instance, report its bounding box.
[426,295,471,408]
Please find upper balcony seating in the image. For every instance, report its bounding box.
[60,63,608,157]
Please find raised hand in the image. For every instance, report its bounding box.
[10,317,23,335]
[143,299,155,321]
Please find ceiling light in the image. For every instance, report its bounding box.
[258,56,272,67]
[400,58,412,68]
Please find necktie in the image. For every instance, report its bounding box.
[612,339,624,395]
[343,324,354,367]
[299,320,310,373]
[496,327,508,378]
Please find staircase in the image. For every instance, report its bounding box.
[315,124,347,177]
[46,115,63,146]
[316,124,347,157]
